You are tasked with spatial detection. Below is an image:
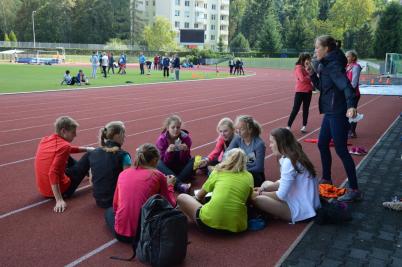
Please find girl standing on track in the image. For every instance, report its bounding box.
[80,121,131,208]
[226,115,266,187]
[345,50,362,138]
[252,128,320,223]
[177,148,254,234]
[156,115,195,193]
[198,118,236,169]
[105,144,176,243]
[287,53,314,133]
[311,35,361,202]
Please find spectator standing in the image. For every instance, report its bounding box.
[108,52,115,74]
[172,54,180,81]
[101,53,109,78]
[139,52,146,75]
[90,51,99,78]
[162,54,170,78]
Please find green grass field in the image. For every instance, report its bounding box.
[218,57,297,69]
[0,63,229,93]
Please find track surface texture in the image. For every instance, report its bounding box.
[0,68,400,267]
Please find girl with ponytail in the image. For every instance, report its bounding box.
[105,143,176,243]
[82,121,131,208]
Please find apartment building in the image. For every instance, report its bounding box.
[138,0,229,50]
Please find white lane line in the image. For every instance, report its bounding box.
[0,96,382,218]
[56,128,324,266]
[0,72,255,96]
[0,95,293,166]
[64,239,118,267]
[0,184,91,219]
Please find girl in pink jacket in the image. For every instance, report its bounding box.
[287,53,314,133]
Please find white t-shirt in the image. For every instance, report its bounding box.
[276,157,321,223]
[101,55,109,67]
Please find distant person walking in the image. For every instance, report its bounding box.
[108,52,115,74]
[229,58,235,75]
[287,53,314,133]
[162,54,170,78]
[172,54,180,81]
[90,51,99,79]
[101,53,109,78]
[139,52,146,75]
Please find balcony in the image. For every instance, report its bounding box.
[220,20,229,26]
[221,0,229,6]
[195,16,206,24]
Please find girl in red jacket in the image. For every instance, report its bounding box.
[287,53,314,133]
[199,117,236,169]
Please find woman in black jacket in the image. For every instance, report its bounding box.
[310,35,361,202]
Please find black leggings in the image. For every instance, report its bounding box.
[157,158,194,190]
[287,92,312,128]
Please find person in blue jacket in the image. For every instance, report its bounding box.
[310,35,361,202]
[139,52,146,75]
[172,54,180,80]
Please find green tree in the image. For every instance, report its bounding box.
[229,0,247,42]
[374,2,402,58]
[143,16,176,51]
[217,35,225,52]
[328,0,375,39]
[257,9,282,53]
[240,0,271,48]
[14,0,40,41]
[287,14,314,51]
[9,30,17,41]
[0,0,22,34]
[229,32,250,52]
[354,23,374,58]
[3,32,10,41]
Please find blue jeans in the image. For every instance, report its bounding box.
[318,113,358,189]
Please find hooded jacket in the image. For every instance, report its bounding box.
[310,49,356,114]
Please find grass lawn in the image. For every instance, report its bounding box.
[0,63,229,93]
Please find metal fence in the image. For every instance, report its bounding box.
[0,41,144,51]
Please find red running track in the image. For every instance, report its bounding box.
[0,68,400,266]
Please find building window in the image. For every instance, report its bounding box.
[153,1,155,6]
[175,0,180,5]
[185,22,190,28]
[205,34,207,40]
[175,21,180,28]
[211,35,215,40]
[175,10,180,16]
[185,0,190,6]
[211,24,215,30]
[185,10,190,17]
[146,1,148,6]
[204,25,207,30]
[211,14,216,20]
[212,4,216,10]
[194,23,198,28]
[204,3,207,8]
[204,13,207,19]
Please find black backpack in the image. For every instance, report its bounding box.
[136,194,188,267]
[315,199,353,225]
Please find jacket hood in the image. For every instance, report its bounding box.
[322,48,347,68]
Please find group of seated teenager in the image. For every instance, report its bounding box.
[34,115,320,243]
[60,69,90,86]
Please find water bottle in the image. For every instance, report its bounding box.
[349,113,364,123]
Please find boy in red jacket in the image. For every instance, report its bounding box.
[35,116,94,213]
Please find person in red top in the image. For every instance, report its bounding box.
[34,116,94,213]
[287,53,314,133]
[198,117,236,169]
[153,54,159,70]
[105,143,176,243]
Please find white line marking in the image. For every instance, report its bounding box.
[0,184,91,219]
[64,239,118,267]
[0,72,255,96]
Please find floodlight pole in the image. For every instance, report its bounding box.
[32,10,36,48]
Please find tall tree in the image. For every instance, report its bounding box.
[14,0,40,42]
[0,0,22,34]
[374,2,402,58]
[9,30,17,41]
[229,0,247,42]
[257,9,282,53]
[143,16,176,51]
[240,0,271,48]
[229,32,250,52]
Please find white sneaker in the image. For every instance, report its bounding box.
[301,126,307,133]
[285,126,291,130]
